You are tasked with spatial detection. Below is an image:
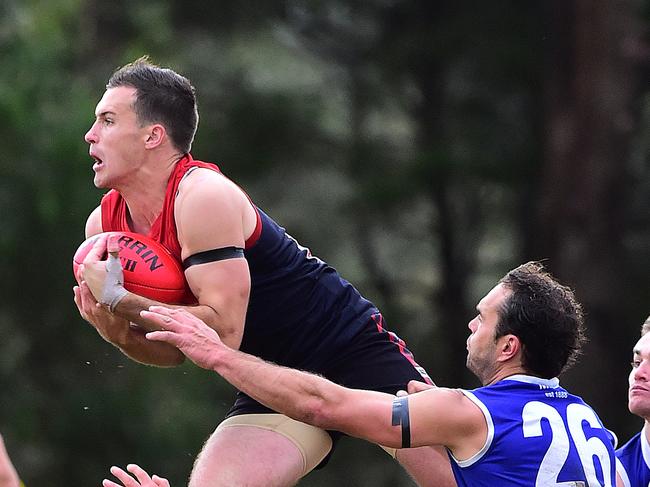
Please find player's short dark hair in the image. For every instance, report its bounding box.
[495,261,586,379]
[107,56,198,154]
[641,315,650,336]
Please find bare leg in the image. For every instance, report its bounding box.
[189,426,303,487]
[189,415,332,487]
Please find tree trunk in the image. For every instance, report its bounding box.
[535,0,642,435]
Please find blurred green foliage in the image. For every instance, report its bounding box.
[0,0,648,485]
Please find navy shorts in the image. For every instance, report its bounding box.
[225,313,432,467]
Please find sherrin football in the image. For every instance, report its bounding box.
[73,231,187,304]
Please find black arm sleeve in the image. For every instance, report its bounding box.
[182,247,244,269]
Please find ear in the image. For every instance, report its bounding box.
[144,124,166,149]
[496,334,521,363]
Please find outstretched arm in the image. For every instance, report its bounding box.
[143,307,485,453]
[143,307,404,447]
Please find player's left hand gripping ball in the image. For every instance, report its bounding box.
[73,232,188,304]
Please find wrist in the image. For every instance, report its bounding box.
[102,252,128,311]
[210,343,233,373]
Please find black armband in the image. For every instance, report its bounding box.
[391,396,411,448]
[182,247,245,269]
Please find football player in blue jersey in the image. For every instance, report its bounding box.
[104,261,618,487]
[615,315,650,487]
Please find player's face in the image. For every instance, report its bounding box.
[628,333,650,419]
[84,86,149,190]
[466,283,511,384]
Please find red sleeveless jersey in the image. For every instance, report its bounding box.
[100,154,260,261]
[98,154,431,396]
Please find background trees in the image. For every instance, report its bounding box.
[0,1,648,485]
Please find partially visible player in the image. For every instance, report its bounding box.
[615,315,650,487]
[0,434,21,487]
[107,262,618,486]
[103,464,169,487]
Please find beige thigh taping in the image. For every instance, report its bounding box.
[379,445,397,458]
[217,414,333,475]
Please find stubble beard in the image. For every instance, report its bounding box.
[467,351,495,385]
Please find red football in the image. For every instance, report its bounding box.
[73,231,187,304]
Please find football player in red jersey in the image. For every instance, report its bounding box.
[74,57,453,487]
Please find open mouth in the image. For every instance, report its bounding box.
[91,155,104,170]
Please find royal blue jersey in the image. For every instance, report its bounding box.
[616,427,650,487]
[450,375,617,487]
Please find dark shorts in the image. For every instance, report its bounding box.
[225,313,432,467]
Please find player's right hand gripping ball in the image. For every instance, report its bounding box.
[73,231,188,304]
